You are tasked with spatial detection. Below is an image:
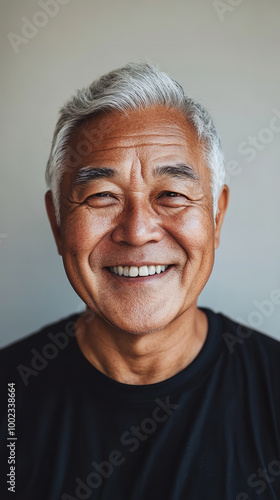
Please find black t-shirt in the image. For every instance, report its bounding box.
[0,308,280,500]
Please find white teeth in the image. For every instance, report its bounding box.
[139,265,149,276]
[109,265,169,277]
[118,266,123,276]
[129,266,138,277]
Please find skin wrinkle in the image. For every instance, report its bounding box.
[69,142,193,152]
[74,163,199,184]
[45,106,229,385]
[68,167,203,210]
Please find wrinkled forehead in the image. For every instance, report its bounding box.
[65,106,211,185]
[71,106,200,149]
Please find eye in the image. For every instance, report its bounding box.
[157,191,191,207]
[92,192,112,197]
[161,191,183,197]
[84,192,117,207]
[159,191,190,200]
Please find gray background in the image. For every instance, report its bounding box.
[1,0,279,347]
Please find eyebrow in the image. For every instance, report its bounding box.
[73,162,200,185]
[74,167,115,185]
[153,163,200,181]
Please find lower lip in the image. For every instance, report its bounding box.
[104,265,173,284]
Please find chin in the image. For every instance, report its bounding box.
[101,310,173,336]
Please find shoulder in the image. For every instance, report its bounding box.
[217,311,280,390]
[220,311,280,356]
[204,307,280,372]
[0,313,80,379]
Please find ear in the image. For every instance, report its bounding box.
[45,190,63,255]
[214,185,229,250]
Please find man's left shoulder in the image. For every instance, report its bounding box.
[220,311,280,370]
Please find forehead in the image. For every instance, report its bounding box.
[67,106,210,182]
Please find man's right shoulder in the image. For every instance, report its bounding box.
[0,313,80,369]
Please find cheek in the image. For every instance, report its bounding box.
[169,209,214,256]
[60,212,113,256]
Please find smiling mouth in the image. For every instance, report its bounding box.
[109,264,170,278]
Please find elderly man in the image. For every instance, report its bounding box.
[1,63,280,500]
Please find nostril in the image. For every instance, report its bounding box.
[111,218,164,246]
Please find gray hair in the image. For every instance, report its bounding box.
[45,62,225,223]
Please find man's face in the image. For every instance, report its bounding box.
[46,106,227,334]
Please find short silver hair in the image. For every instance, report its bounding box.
[45,62,225,223]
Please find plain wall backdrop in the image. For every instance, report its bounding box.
[1,0,279,347]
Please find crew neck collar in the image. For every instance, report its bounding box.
[69,308,224,402]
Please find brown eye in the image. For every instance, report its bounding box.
[85,192,113,200]
[163,192,181,197]
[156,191,191,208]
[84,192,117,207]
[94,193,111,197]
[160,191,188,200]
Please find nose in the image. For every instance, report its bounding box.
[111,198,164,246]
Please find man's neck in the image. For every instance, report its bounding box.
[75,306,208,385]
